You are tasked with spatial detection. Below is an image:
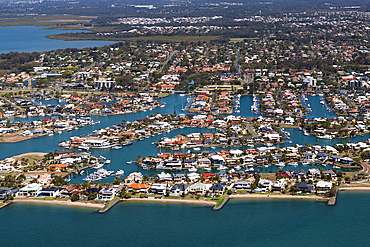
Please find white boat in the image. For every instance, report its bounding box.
[275,162,286,167]
[188,167,197,172]
[302,162,311,166]
[218,165,227,170]
[78,145,90,151]
[288,162,298,166]
[333,165,341,169]
[235,165,241,170]
[204,167,211,171]
[115,170,124,176]
[104,159,111,164]
[193,147,201,151]
[112,146,122,149]
[317,135,333,140]
[265,143,273,147]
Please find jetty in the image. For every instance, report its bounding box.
[98,197,120,214]
[327,188,339,206]
[212,195,230,211]
[0,200,13,210]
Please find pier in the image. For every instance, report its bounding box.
[327,188,339,206]
[98,197,121,214]
[212,195,230,211]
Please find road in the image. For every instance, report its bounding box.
[246,124,257,138]
[160,50,178,73]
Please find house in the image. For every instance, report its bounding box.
[187,172,201,182]
[17,183,42,197]
[292,169,306,180]
[198,158,211,167]
[202,173,215,180]
[316,181,332,192]
[170,183,190,195]
[37,173,53,185]
[38,187,61,197]
[183,159,197,168]
[129,183,151,193]
[258,179,272,192]
[189,183,212,194]
[0,187,18,200]
[98,185,121,201]
[210,183,225,195]
[126,172,143,183]
[151,183,168,195]
[272,179,287,191]
[323,170,337,180]
[278,170,291,178]
[234,181,252,190]
[48,164,68,172]
[157,172,172,181]
[296,182,314,193]
[308,168,320,178]
[173,173,186,182]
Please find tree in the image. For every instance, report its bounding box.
[124,193,132,199]
[70,194,79,202]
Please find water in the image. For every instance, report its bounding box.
[303,95,336,118]
[0,26,116,53]
[0,191,369,247]
[0,94,365,178]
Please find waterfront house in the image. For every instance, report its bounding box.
[278,170,291,178]
[316,181,332,192]
[189,183,212,194]
[17,183,42,197]
[0,187,18,200]
[173,173,186,182]
[258,179,272,192]
[98,185,121,201]
[296,182,314,193]
[157,172,172,181]
[272,179,287,192]
[210,183,225,195]
[38,187,61,197]
[170,183,190,195]
[187,172,201,182]
[126,172,144,183]
[151,183,168,195]
[129,183,151,193]
[233,181,252,190]
[292,169,306,180]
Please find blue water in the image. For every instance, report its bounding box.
[0,94,365,179]
[0,26,116,53]
[0,191,369,247]
[303,95,336,118]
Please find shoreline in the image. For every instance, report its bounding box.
[229,194,328,201]
[122,197,217,206]
[339,187,370,191]
[13,199,104,209]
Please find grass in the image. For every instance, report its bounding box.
[0,15,95,28]
[215,194,228,208]
[100,196,119,211]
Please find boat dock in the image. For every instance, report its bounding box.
[327,188,339,206]
[212,195,230,211]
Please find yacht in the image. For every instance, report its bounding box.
[288,162,298,166]
[188,167,197,172]
[193,147,201,151]
[317,135,333,140]
[204,167,212,171]
[115,170,124,176]
[275,162,286,167]
[112,145,122,149]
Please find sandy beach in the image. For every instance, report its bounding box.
[230,194,328,201]
[122,197,217,206]
[13,199,104,209]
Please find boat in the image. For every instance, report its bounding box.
[112,145,122,149]
[122,141,133,146]
[211,146,216,149]
[193,147,201,151]
[265,143,273,147]
[127,160,134,164]
[302,162,311,166]
[288,162,299,166]
[188,167,197,172]
[333,165,341,169]
[235,165,241,170]
[78,145,90,151]
[275,162,286,167]
[104,159,111,164]
[204,167,211,171]
[317,135,333,140]
[115,170,124,176]
[218,165,227,170]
